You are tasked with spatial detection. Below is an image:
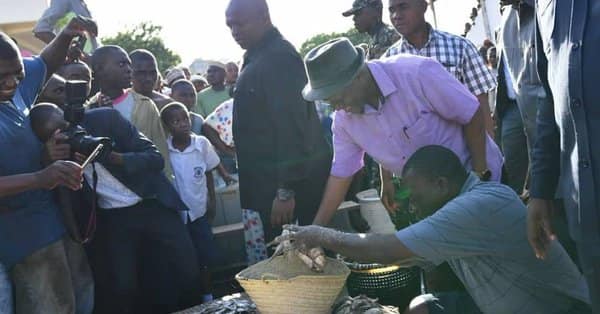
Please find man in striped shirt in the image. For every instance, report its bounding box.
[384,0,496,137]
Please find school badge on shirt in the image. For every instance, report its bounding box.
[193,166,205,178]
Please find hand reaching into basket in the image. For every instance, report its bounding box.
[268,225,327,272]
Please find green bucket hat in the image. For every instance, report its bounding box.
[302,38,365,102]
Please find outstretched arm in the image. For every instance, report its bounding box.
[40,16,97,80]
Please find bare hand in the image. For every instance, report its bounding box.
[98,94,113,107]
[278,224,325,250]
[271,197,295,227]
[73,152,87,166]
[44,130,71,162]
[224,175,238,186]
[527,198,556,259]
[381,178,399,214]
[36,160,83,191]
[67,41,90,63]
[61,16,98,38]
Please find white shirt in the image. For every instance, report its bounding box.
[83,163,141,209]
[168,134,220,223]
[502,58,518,100]
[113,92,135,121]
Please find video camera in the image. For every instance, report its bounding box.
[63,80,111,162]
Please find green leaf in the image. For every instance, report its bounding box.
[299,28,370,57]
[101,22,181,73]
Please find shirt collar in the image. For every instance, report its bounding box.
[369,21,385,37]
[362,62,398,113]
[459,173,481,194]
[243,27,281,65]
[401,23,437,50]
[167,134,201,153]
[112,90,129,106]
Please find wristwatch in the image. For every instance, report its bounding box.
[476,169,492,181]
[276,188,295,201]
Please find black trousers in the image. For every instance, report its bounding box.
[88,200,201,314]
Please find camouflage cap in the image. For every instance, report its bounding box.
[342,0,383,17]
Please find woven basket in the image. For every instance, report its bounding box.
[342,259,420,308]
[236,255,350,314]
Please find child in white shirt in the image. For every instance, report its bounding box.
[160,102,220,302]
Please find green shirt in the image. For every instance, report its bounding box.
[195,87,231,117]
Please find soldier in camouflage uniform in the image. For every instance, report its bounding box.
[342,0,400,196]
[342,0,400,60]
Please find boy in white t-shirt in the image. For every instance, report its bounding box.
[160,102,220,302]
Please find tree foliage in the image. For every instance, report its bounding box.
[299,28,370,57]
[101,22,181,73]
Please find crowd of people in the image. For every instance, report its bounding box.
[0,0,599,313]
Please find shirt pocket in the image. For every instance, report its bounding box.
[402,113,434,145]
[192,165,206,183]
[438,56,461,81]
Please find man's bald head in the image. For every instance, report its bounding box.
[91,45,127,73]
[130,49,159,95]
[130,49,157,64]
[389,0,428,38]
[226,0,273,50]
[91,45,132,90]
[30,103,68,142]
[0,32,24,102]
[227,0,270,19]
[0,32,19,60]
[38,74,67,106]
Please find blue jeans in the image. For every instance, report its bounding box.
[188,215,219,268]
[499,102,529,194]
[0,262,13,314]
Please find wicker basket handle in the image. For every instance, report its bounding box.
[261,273,282,281]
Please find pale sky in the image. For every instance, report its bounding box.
[86,0,478,66]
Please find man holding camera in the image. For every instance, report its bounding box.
[38,99,202,313]
[0,16,96,314]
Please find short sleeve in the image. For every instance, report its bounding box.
[33,0,71,33]
[460,39,497,95]
[330,112,364,178]
[18,57,47,107]
[395,196,498,266]
[418,58,479,125]
[200,137,220,171]
[205,100,234,146]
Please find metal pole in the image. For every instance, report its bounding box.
[480,0,493,39]
[429,0,439,29]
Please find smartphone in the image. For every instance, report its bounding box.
[75,35,87,51]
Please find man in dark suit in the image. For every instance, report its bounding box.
[226,0,332,243]
[39,104,201,314]
[529,0,600,311]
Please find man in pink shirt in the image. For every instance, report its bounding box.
[303,38,503,226]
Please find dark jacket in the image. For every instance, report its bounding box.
[532,0,600,250]
[81,107,187,211]
[233,28,332,211]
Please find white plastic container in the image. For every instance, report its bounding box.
[355,189,397,234]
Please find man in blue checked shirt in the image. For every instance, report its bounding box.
[383,0,496,137]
